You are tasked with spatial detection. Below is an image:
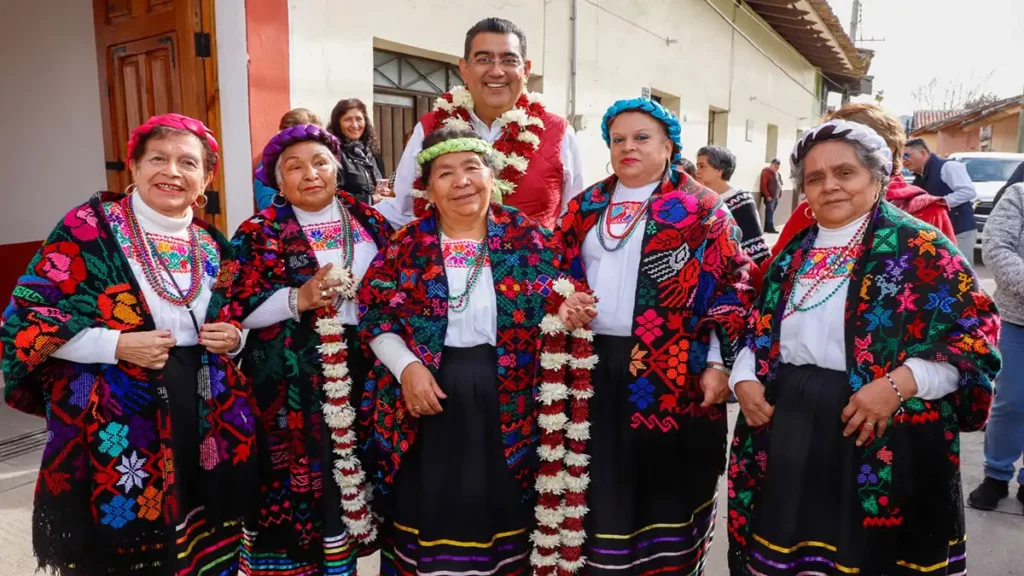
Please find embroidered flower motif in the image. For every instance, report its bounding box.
[628,377,656,409]
[127,415,156,448]
[100,494,136,529]
[664,341,691,382]
[856,464,878,485]
[225,398,254,434]
[97,284,145,330]
[99,422,130,457]
[136,486,162,521]
[497,276,524,299]
[35,241,88,295]
[115,451,150,493]
[634,309,664,345]
[64,206,100,241]
[69,374,94,409]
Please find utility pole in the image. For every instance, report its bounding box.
[850,0,860,44]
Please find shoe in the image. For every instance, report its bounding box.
[967,477,1009,510]
[764,228,779,234]
[1017,484,1024,506]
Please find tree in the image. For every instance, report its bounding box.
[911,71,997,110]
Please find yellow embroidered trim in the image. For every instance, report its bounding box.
[392,522,526,548]
[594,496,716,539]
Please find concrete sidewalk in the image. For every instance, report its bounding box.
[1,403,1019,575]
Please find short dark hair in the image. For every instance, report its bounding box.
[419,128,498,187]
[770,158,781,165]
[674,158,697,178]
[906,138,930,153]
[697,145,737,181]
[464,17,527,60]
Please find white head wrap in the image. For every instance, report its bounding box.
[791,119,893,176]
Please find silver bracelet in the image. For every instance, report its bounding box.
[288,287,300,321]
[707,362,732,376]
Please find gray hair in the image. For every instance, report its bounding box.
[274,141,342,192]
[791,137,891,199]
[696,145,737,181]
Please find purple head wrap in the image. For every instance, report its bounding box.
[255,124,342,189]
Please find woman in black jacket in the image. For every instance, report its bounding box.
[328,98,388,204]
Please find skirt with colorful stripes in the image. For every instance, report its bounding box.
[583,335,723,576]
[379,345,533,576]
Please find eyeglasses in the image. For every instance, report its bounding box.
[902,153,911,160]
[470,56,524,70]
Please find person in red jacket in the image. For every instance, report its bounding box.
[764,103,955,276]
[759,159,782,233]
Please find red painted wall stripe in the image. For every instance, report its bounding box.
[245,0,290,173]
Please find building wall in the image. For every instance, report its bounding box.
[936,126,980,157]
[0,0,107,298]
[917,132,940,155]
[988,113,1021,152]
[286,0,819,205]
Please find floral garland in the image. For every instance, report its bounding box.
[314,267,377,543]
[413,86,546,208]
[531,278,597,575]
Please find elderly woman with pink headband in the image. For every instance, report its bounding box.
[214,124,392,575]
[1,114,259,575]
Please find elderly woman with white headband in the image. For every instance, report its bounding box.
[727,119,1002,575]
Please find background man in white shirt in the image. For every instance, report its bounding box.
[904,138,978,262]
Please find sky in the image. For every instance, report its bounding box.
[825,0,1024,117]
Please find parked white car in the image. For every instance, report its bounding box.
[946,152,1024,248]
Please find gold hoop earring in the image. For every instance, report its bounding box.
[606,162,614,175]
[194,193,208,208]
[272,193,288,207]
[124,183,138,195]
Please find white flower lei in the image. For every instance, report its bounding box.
[314,267,377,543]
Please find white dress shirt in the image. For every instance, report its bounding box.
[241,201,379,329]
[375,110,585,228]
[370,236,498,380]
[729,213,959,400]
[582,180,722,362]
[53,194,220,364]
[938,161,977,209]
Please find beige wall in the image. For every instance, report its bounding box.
[288,0,819,199]
[988,113,1021,152]
[937,127,980,157]
[0,0,107,245]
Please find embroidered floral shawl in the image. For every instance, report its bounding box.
[727,200,1001,567]
[0,192,258,573]
[557,172,755,473]
[356,204,574,495]
[211,191,390,556]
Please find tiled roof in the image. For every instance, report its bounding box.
[912,110,963,130]
[910,96,1023,136]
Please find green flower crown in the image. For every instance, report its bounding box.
[416,137,494,166]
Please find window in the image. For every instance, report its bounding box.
[959,158,1020,182]
[708,107,729,146]
[373,50,463,95]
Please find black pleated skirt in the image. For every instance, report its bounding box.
[584,335,720,575]
[744,363,968,575]
[380,344,532,576]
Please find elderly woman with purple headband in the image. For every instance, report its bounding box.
[213,124,392,575]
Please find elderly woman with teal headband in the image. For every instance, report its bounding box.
[556,98,756,574]
[358,126,596,575]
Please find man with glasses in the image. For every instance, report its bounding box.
[904,138,978,263]
[376,17,584,229]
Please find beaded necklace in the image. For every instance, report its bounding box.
[597,197,650,252]
[121,196,204,308]
[783,215,870,320]
[331,199,356,270]
[445,237,489,313]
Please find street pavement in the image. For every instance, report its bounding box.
[0,239,1019,575]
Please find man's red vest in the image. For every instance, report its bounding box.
[420,108,567,229]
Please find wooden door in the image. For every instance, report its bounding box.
[94,0,226,231]
[372,92,430,176]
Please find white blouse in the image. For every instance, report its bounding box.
[241,201,379,329]
[53,194,220,364]
[370,235,498,381]
[581,180,722,362]
[729,213,959,400]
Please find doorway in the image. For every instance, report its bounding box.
[93,0,226,231]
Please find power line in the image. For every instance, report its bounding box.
[582,0,676,46]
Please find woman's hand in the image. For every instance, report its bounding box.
[400,362,447,417]
[735,380,774,427]
[297,263,344,312]
[374,180,394,199]
[115,330,176,370]
[558,292,598,330]
[199,322,241,354]
[841,370,913,446]
[700,365,730,407]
